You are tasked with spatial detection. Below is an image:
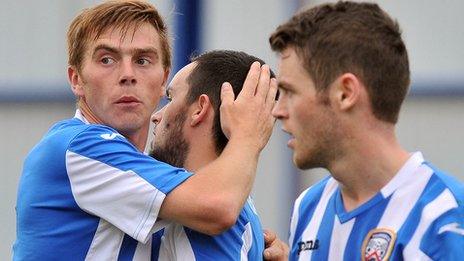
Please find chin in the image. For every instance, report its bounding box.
[293,154,305,170]
[116,116,145,129]
[293,153,315,170]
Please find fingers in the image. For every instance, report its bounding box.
[220,82,235,106]
[265,78,278,112]
[263,247,280,260]
[263,240,289,261]
[238,61,261,98]
[255,64,271,99]
[264,229,277,247]
[263,229,289,260]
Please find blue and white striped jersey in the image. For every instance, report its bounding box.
[154,197,264,260]
[14,111,192,260]
[289,152,464,260]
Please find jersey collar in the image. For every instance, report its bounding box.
[74,109,90,125]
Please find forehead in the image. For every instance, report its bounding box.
[89,22,162,51]
[168,62,197,94]
[278,47,313,87]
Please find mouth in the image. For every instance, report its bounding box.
[281,128,296,149]
[115,96,142,106]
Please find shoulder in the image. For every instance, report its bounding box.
[412,163,464,231]
[426,163,464,206]
[43,118,122,147]
[413,163,464,254]
[66,122,138,156]
[26,118,94,158]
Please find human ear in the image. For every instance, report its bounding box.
[331,73,361,111]
[190,94,212,126]
[68,66,85,97]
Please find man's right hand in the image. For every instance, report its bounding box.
[220,62,278,152]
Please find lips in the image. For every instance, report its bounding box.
[115,96,141,105]
[281,127,295,148]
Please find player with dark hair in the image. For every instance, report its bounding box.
[150,49,276,260]
[270,1,464,260]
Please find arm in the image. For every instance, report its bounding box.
[159,62,278,235]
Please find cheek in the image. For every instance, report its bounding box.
[290,99,309,121]
[143,74,165,104]
[83,75,106,96]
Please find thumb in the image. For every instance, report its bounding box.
[220,82,234,105]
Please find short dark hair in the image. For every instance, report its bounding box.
[186,50,275,154]
[269,1,410,123]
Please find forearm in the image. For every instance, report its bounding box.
[159,138,260,235]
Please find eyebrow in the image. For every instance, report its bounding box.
[132,47,160,59]
[91,44,160,59]
[92,44,118,58]
[277,81,291,90]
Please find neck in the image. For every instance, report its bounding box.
[124,126,149,152]
[183,134,218,172]
[78,99,147,151]
[78,99,103,124]
[329,122,410,211]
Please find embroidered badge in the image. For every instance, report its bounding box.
[361,228,396,261]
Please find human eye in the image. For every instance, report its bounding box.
[165,89,172,102]
[136,58,150,66]
[100,56,115,65]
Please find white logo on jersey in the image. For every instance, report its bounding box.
[438,222,464,236]
[100,133,124,140]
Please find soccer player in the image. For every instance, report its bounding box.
[13,1,277,260]
[270,1,464,260]
[149,50,276,260]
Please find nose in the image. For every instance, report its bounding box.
[151,106,165,125]
[271,98,287,120]
[119,59,137,86]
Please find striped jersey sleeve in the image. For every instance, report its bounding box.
[404,164,464,259]
[66,124,192,243]
[14,117,193,260]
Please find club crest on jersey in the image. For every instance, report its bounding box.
[361,228,396,261]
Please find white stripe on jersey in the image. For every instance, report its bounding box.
[327,216,355,261]
[85,219,124,260]
[380,152,424,197]
[133,237,152,261]
[289,188,306,250]
[240,223,253,261]
[377,164,433,229]
[66,151,165,243]
[403,188,458,257]
[159,224,195,260]
[299,178,338,260]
